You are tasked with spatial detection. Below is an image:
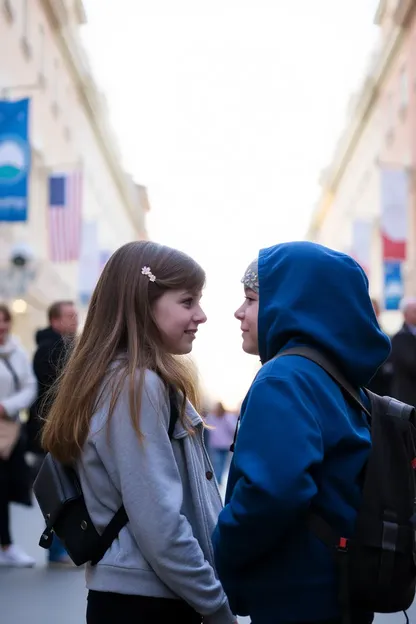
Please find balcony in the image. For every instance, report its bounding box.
[374,0,387,25]
[40,0,86,29]
[74,0,87,25]
[394,0,415,27]
[40,0,68,29]
[2,0,14,23]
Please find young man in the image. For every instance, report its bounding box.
[213,242,391,624]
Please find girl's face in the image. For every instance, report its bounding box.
[234,288,259,356]
[153,289,207,355]
[0,312,11,345]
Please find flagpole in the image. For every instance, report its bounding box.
[377,159,413,308]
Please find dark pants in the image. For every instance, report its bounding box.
[291,620,370,624]
[87,591,202,624]
[251,618,373,624]
[0,487,11,546]
[0,438,32,547]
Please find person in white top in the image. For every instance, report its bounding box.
[0,303,37,567]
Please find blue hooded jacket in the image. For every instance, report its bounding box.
[212,242,391,624]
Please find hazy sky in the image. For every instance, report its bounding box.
[82,0,380,407]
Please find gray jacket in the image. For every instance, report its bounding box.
[77,369,234,624]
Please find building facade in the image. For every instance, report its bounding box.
[0,0,149,348]
[307,0,416,329]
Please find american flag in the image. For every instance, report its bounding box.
[48,170,83,262]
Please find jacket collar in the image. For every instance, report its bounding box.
[172,402,203,439]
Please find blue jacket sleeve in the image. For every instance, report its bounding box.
[213,371,324,572]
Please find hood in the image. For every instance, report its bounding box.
[0,335,21,358]
[258,242,391,387]
[35,326,62,346]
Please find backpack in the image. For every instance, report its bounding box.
[277,347,416,623]
[33,386,179,567]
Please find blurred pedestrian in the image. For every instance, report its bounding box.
[205,402,237,484]
[390,296,416,406]
[366,298,392,396]
[28,300,78,566]
[213,243,388,624]
[0,303,36,567]
[41,242,235,624]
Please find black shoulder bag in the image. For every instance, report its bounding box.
[33,386,179,567]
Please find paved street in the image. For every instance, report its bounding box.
[0,502,415,623]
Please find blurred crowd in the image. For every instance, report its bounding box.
[0,299,78,567]
[368,296,416,407]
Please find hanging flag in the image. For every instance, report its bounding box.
[351,220,372,276]
[380,167,408,310]
[48,170,83,262]
[78,220,100,306]
[0,98,31,222]
[384,260,404,311]
[380,167,408,261]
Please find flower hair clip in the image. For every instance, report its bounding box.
[141,266,156,282]
[241,268,259,292]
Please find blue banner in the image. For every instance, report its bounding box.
[383,260,404,311]
[0,98,30,222]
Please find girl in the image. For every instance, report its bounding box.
[41,241,234,624]
[0,304,36,567]
[213,242,390,624]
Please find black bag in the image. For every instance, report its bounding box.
[33,386,179,567]
[278,347,416,620]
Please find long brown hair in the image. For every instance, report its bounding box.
[42,241,205,463]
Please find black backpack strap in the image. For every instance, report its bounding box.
[90,505,129,565]
[308,509,351,624]
[277,346,371,419]
[384,394,415,422]
[91,384,180,566]
[168,385,180,438]
[1,357,20,392]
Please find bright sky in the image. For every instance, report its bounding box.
[82,0,380,408]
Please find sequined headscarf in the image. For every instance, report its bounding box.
[241,259,259,293]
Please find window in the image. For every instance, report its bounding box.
[38,24,46,85]
[64,125,72,142]
[386,93,394,142]
[399,67,408,112]
[2,0,15,22]
[63,85,72,141]
[52,59,60,116]
[20,0,31,58]
[22,0,29,39]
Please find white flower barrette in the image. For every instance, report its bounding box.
[141,266,156,282]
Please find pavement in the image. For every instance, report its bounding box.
[0,502,415,623]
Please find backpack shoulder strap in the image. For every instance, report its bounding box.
[370,392,415,423]
[1,357,20,392]
[168,385,180,437]
[90,384,180,565]
[276,346,371,419]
